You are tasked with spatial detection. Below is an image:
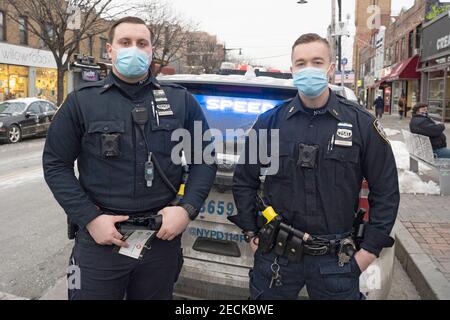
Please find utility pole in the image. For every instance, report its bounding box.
[330,0,336,84]
[337,0,342,72]
[331,0,336,64]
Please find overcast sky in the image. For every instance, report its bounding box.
[168,0,416,71]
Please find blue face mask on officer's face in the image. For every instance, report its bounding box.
[113,46,151,78]
[292,66,330,98]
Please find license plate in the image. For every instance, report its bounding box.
[197,189,237,224]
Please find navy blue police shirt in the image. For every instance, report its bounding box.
[43,71,217,230]
[232,90,399,257]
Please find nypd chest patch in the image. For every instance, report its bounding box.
[334,122,353,147]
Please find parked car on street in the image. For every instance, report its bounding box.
[0,98,58,144]
[157,74,396,300]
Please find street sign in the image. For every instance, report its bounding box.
[341,58,348,66]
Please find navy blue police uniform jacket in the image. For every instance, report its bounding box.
[43,72,217,230]
[232,90,399,257]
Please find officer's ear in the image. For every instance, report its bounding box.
[327,63,336,82]
[106,43,114,60]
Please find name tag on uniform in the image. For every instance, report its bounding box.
[153,89,174,117]
[334,122,353,147]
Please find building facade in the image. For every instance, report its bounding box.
[353,0,392,96]
[420,10,450,121]
[0,5,110,103]
[356,0,426,114]
[381,0,425,115]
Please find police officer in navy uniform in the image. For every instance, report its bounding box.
[231,34,399,300]
[43,17,217,300]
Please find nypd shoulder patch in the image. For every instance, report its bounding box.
[373,119,390,144]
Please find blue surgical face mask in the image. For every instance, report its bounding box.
[113,47,151,78]
[292,67,330,98]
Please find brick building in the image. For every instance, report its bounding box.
[182,32,224,74]
[381,0,425,115]
[0,2,111,102]
[356,0,426,115]
[353,0,391,96]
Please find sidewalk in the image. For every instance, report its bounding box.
[0,292,27,300]
[378,112,450,299]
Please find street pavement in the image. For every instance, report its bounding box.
[0,138,72,299]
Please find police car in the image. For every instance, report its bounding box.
[157,74,396,300]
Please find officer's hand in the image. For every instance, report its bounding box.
[249,237,259,254]
[156,207,190,241]
[354,248,376,273]
[86,215,130,248]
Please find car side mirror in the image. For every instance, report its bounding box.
[25,112,36,118]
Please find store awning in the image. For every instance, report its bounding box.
[382,55,420,83]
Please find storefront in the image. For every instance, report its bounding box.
[0,64,29,100]
[0,43,65,103]
[377,55,421,115]
[420,11,450,121]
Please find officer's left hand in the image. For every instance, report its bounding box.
[354,249,377,273]
[156,206,191,241]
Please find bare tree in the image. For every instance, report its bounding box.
[139,0,197,74]
[3,0,133,105]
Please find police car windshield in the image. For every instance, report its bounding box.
[157,78,297,141]
[193,94,286,134]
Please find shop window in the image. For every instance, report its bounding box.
[36,68,57,102]
[19,16,28,45]
[446,72,450,100]
[429,79,444,101]
[0,11,5,41]
[0,65,29,101]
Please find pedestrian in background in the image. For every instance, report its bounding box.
[398,95,406,119]
[374,95,384,119]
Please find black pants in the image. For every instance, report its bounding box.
[68,229,183,300]
[249,248,364,300]
[375,108,383,118]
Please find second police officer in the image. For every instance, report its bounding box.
[43,17,217,300]
[231,34,399,300]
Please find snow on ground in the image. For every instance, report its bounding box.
[388,138,439,195]
[384,128,400,137]
[397,170,440,195]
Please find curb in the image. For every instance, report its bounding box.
[395,221,450,300]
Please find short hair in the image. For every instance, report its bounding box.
[108,16,153,43]
[412,102,428,114]
[291,33,333,62]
